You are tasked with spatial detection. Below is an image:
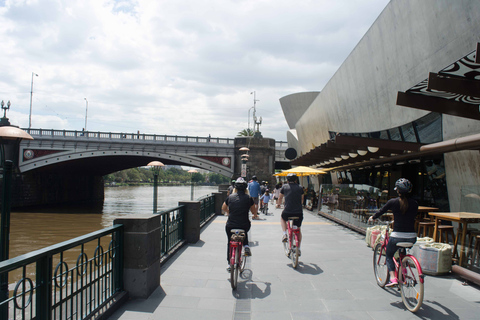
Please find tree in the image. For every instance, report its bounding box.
[237,128,254,137]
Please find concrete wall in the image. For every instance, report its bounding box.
[279,92,320,130]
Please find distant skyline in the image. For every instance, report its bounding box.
[0,0,389,141]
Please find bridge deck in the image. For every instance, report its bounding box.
[108,206,480,320]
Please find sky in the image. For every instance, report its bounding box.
[0,0,390,141]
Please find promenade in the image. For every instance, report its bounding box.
[108,206,480,320]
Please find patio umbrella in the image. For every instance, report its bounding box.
[273,166,327,177]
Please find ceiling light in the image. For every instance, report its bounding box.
[368,146,379,153]
[341,155,350,160]
[334,157,342,161]
[349,153,358,158]
[357,150,368,156]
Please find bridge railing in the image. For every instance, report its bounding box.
[24,129,235,145]
[275,141,288,149]
[0,225,123,320]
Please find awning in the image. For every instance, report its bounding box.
[397,43,480,120]
[291,134,422,168]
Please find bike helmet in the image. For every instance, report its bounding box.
[287,173,298,182]
[394,178,412,194]
[234,177,248,191]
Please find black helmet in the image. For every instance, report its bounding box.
[287,173,298,182]
[395,178,412,194]
[234,177,247,191]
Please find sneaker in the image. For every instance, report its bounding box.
[282,234,288,243]
[226,266,231,272]
[386,278,398,287]
[244,247,252,256]
[298,249,301,256]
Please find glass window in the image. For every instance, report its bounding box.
[401,123,417,142]
[388,128,402,141]
[415,113,442,144]
[379,130,389,140]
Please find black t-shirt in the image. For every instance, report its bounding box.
[225,191,254,227]
[281,183,303,214]
[372,197,418,233]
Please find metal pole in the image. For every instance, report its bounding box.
[29,72,38,129]
[0,160,13,318]
[153,172,158,213]
[190,178,194,200]
[84,98,88,131]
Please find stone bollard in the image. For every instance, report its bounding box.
[114,214,161,299]
[213,192,226,215]
[178,201,201,243]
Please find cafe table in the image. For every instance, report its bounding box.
[428,212,480,267]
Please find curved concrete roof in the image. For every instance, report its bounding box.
[279,91,320,129]
[292,0,480,154]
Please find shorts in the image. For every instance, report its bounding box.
[252,197,259,205]
[281,212,303,228]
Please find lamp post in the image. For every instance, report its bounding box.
[147,161,164,213]
[28,72,38,130]
[0,101,33,317]
[188,169,198,200]
[84,98,88,131]
[239,147,249,178]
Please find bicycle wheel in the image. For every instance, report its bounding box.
[399,256,424,312]
[240,248,247,273]
[290,234,299,268]
[230,247,237,289]
[283,235,290,257]
[373,243,389,287]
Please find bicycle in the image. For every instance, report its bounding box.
[229,229,247,289]
[373,221,425,312]
[261,202,269,215]
[282,217,300,268]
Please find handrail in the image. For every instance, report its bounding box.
[0,224,124,320]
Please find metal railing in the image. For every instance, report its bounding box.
[158,206,185,256]
[199,194,216,225]
[0,225,123,320]
[23,128,235,145]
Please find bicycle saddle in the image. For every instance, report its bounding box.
[231,229,245,234]
[396,242,414,248]
[288,217,300,220]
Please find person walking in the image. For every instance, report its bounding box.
[248,176,261,215]
[222,177,258,271]
[278,173,304,255]
[368,178,418,287]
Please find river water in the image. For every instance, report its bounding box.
[9,185,219,259]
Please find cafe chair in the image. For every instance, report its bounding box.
[417,221,435,238]
[469,235,480,270]
[438,225,458,258]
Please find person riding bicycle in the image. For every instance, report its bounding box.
[260,189,271,214]
[368,178,418,287]
[222,177,257,270]
[278,173,304,255]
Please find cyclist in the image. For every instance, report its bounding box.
[222,177,258,270]
[368,178,418,287]
[260,189,271,214]
[278,173,304,254]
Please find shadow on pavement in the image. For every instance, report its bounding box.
[391,300,459,319]
[289,262,323,275]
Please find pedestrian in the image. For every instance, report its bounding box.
[247,176,261,217]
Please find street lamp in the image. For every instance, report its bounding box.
[0,101,33,317]
[147,161,165,213]
[84,98,88,131]
[28,72,38,130]
[239,147,249,178]
[188,169,198,200]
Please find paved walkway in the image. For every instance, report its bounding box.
[109,206,480,320]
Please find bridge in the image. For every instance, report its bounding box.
[19,128,289,177]
[11,128,289,208]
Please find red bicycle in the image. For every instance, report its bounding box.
[373,221,425,312]
[283,217,300,268]
[229,229,247,289]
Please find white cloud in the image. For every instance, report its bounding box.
[0,0,389,140]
